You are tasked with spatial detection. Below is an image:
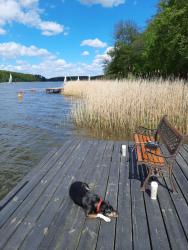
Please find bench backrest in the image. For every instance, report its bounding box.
[156,116,184,155]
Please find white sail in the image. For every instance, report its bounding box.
[9,74,12,83]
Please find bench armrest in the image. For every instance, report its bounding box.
[145,150,174,159]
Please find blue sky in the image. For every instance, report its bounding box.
[0,0,158,78]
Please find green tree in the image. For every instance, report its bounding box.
[104,21,141,78]
[143,0,188,78]
[105,0,188,79]
[0,70,46,83]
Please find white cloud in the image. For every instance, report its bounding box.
[81,38,107,48]
[19,0,38,8]
[0,42,112,77]
[93,53,110,66]
[92,46,113,66]
[39,21,64,36]
[0,57,104,77]
[82,51,90,56]
[0,0,64,36]
[0,42,53,58]
[79,0,125,7]
[0,27,6,35]
[105,46,114,54]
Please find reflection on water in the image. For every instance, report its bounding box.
[0,82,77,200]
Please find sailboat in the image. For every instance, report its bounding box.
[8,73,12,83]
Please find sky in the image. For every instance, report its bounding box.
[0,0,159,78]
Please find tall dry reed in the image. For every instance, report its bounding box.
[63,79,188,139]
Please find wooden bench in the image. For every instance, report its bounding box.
[133,115,184,192]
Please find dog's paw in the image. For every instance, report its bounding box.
[106,211,118,218]
[97,213,111,222]
[88,183,96,191]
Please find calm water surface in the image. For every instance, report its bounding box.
[0,82,79,200]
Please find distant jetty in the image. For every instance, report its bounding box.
[46,87,64,94]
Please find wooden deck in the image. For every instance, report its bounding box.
[0,139,188,250]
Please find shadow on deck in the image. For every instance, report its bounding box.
[0,139,188,250]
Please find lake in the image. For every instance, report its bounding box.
[0,82,80,200]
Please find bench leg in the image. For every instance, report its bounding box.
[169,166,177,193]
[140,167,152,192]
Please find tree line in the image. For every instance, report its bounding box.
[0,70,46,83]
[0,70,104,83]
[104,0,188,79]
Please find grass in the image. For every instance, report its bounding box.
[63,79,188,140]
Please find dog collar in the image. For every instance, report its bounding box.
[96,197,103,213]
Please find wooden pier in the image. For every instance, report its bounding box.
[17,87,64,95]
[0,139,188,250]
[46,87,63,94]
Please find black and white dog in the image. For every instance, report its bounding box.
[69,181,118,222]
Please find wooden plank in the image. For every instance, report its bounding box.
[163,172,188,240]
[39,199,73,249]
[115,142,133,250]
[179,146,188,165]
[19,140,96,250]
[183,144,188,152]
[134,134,145,162]
[173,161,188,204]
[176,153,188,180]
[0,148,57,211]
[157,177,188,250]
[96,142,121,250]
[139,134,153,163]
[129,142,151,250]
[76,141,114,250]
[0,140,80,249]
[143,194,171,250]
[37,140,102,250]
[135,133,164,165]
[76,141,113,250]
[45,141,111,250]
[140,163,171,250]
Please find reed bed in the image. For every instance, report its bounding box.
[63,79,188,139]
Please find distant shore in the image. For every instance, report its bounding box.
[0,69,103,83]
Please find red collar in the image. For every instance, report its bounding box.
[96,197,103,213]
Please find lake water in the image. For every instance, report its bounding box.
[0,82,80,200]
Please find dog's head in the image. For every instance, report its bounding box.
[100,201,118,217]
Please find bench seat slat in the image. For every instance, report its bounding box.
[139,134,155,164]
[134,134,147,163]
[134,134,165,166]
